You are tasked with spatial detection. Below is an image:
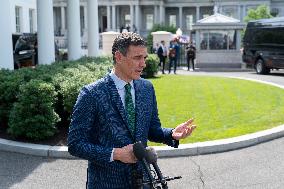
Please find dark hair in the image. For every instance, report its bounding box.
[112,32,146,64]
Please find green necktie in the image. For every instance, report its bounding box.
[125,83,135,134]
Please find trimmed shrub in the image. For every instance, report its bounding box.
[142,54,160,78]
[53,66,98,115]
[1,56,112,140]
[8,79,60,140]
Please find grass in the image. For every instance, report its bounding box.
[148,75,284,145]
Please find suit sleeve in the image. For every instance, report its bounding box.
[147,85,179,148]
[67,86,113,163]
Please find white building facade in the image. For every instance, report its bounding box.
[53,0,284,37]
[1,0,284,69]
[5,0,284,41]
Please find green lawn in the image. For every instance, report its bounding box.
[148,75,284,145]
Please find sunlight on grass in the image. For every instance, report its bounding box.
[148,75,284,145]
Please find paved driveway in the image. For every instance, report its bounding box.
[1,70,284,189]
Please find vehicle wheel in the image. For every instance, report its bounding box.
[255,59,270,74]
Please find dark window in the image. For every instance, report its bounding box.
[247,27,284,45]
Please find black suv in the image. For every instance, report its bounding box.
[242,17,284,74]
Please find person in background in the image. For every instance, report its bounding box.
[185,41,196,71]
[168,40,179,74]
[152,42,159,54]
[68,32,196,189]
[157,40,168,74]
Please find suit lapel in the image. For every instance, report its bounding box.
[106,75,128,126]
[134,80,145,142]
[106,75,135,141]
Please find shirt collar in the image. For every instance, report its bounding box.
[110,70,134,90]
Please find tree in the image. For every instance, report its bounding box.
[244,5,273,23]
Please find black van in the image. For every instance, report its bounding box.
[242,17,284,74]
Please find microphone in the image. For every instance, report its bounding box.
[133,141,146,160]
[145,147,168,189]
[133,142,156,187]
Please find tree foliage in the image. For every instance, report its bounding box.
[244,5,273,23]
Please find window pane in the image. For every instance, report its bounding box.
[125,14,130,25]
[169,15,176,27]
[186,15,193,30]
[200,31,208,50]
[223,6,238,19]
[146,14,153,30]
[228,30,236,49]
[15,7,21,33]
[209,30,228,50]
[29,9,34,33]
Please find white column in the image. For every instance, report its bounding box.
[37,0,55,65]
[107,5,111,31]
[159,5,164,24]
[130,5,134,31]
[61,6,66,34]
[135,5,140,33]
[196,30,200,50]
[88,0,99,57]
[67,0,81,60]
[179,7,183,28]
[196,6,200,21]
[236,30,241,50]
[238,5,241,20]
[112,5,116,31]
[154,6,158,23]
[0,0,13,69]
[242,5,246,22]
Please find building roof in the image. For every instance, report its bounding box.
[197,13,241,24]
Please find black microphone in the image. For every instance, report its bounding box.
[133,141,146,160]
[145,147,168,189]
[133,142,156,188]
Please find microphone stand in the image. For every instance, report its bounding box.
[133,142,182,189]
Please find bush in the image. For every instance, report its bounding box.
[53,66,98,116]
[142,54,160,78]
[8,80,60,140]
[0,68,37,126]
[0,56,112,140]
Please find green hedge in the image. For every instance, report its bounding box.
[8,80,60,140]
[0,56,112,140]
[0,54,158,141]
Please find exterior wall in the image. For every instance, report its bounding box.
[196,51,242,67]
[8,0,284,36]
[10,0,37,33]
[63,0,282,38]
[270,0,284,17]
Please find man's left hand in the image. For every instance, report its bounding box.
[172,118,196,140]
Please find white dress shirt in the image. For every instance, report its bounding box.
[109,71,135,161]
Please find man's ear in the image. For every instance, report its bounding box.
[114,51,123,64]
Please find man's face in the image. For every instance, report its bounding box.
[115,45,147,82]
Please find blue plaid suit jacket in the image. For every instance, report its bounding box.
[68,74,178,189]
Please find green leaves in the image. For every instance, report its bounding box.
[142,54,160,78]
[8,79,59,140]
[0,56,112,140]
[244,5,273,23]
